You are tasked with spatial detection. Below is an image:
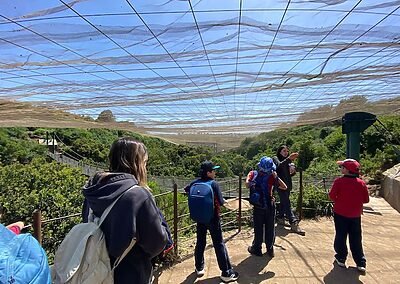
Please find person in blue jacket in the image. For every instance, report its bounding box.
[184,161,239,283]
[0,222,51,283]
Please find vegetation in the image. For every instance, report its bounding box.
[0,111,399,259]
[232,115,400,180]
[0,158,86,261]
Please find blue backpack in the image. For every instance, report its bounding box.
[249,171,273,208]
[0,224,51,284]
[188,180,214,224]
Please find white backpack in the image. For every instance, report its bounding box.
[52,188,136,284]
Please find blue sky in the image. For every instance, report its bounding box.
[0,0,399,134]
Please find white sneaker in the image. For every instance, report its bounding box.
[220,271,239,283]
[357,266,366,273]
[195,267,205,277]
[335,257,346,267]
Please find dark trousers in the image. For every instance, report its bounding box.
[277,189,297,224]
[194,217,232,274]
[252,205,276,252]
[334,213,366,267]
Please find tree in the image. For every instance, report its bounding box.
[96,110,116,123]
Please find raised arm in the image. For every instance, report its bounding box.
[273,153,299,169]
[273,172,287,190]
[245,171,255,188]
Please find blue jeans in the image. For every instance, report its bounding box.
[194,217,232,274]
[252,205,276,252]
[277,189,297,224]
[334,213,366,266]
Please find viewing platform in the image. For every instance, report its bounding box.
[156,196,399,283]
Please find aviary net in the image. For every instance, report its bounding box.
[0,0,399,135]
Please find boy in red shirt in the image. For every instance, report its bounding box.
[329,159,369,273]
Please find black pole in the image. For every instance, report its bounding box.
[297,169,304,221]
[173,183,178,255]
[238,174,242,232]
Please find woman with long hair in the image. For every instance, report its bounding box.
[82,137,168,283]
[273,145,305,235]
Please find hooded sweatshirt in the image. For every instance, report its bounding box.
[82,172,168,284]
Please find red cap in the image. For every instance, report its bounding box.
[337,159,360,174]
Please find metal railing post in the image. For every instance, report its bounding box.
[238,174,242,232]
[297,169,304,221]
[33,209,42,245]
[173,183,178,255]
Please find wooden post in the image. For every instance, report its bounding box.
[297,169,304,221]
[323,177,327,193]
[173,183,178,255]
[33,209,42,245]
[238,174,242,232]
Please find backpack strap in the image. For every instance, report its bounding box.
[251,170,258,182]
[91,185,140,269]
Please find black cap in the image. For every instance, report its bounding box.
[200,161,220,174]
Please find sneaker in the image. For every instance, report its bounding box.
[357,265,366,273]
[220,271,239,283]
[195,267,205,277]
[248,246,262,257]
[334,257,346,268]
[290,222,306,236]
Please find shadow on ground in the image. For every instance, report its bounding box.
[234,254,275,283]
[275,224,290,237]
[323,263,363,284]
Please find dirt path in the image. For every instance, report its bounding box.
[155,196,399,283]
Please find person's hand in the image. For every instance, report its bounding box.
[6,221,25,234]
[289,152,299,161]
[6,221,24,230]
[289,163,296,175]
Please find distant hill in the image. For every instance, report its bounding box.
[2,96,399,151]
[0,100,146,133]
[294,96,400,126]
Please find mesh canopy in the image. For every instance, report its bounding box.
[0,0,399,135]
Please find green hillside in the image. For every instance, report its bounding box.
[0,113,399,260]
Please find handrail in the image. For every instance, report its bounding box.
[29,172,335,260]
[42,213,81,224]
